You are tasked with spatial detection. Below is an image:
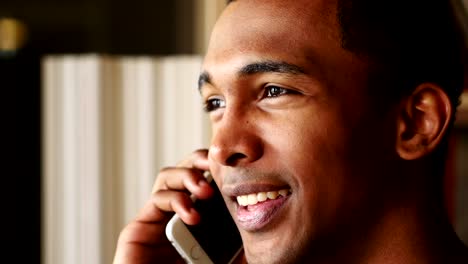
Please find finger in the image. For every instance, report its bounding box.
[134,199,169,224]
[176,149,209,170]
[152,190,201,225]
[114,220,184,263]
[155,167,204,190]
[152,149,210,195]
[114,201,179,264]
[153,167,213,199]
[118,218,168,246]
[113,242,183,264]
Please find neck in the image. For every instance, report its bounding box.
[316,192,468,264]
[355,201,466,264]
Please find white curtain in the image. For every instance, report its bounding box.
[42,55,210,264]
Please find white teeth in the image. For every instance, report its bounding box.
[247,194,257,205]
[257,192,267,202]
[236,189,291,206]
[279,189,288,196]
[267,191,279,200]
[236,196,246,205]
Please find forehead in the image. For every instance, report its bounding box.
[202,0,371,101]
[204,0,341,69]
[200,0,372,93]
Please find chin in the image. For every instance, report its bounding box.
[244,246,306,264]
[242,229,310,264]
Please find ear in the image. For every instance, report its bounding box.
[396,83,452,160]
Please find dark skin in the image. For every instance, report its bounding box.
[113,0,468,263]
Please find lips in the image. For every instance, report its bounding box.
[224,184,292,231]
[236,194,290,231]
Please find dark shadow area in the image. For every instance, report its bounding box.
[0,0,194,263]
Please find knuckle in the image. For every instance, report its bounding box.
[154,167,178,189]
[171,193,192,210]
[152,190,190,211]
[191,150,209,162]
[173,191,189,203]
[152,189,170,202]
[158,166,175,175]
[193,148,208,157]
[118,222,138,242]
[177,149,207,167]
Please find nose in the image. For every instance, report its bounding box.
[209,112,263,167]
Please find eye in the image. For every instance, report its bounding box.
[264,85,290,98]
[203,97,226,112]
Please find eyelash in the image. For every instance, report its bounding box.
[203,97,225,112]
[263,85,289,98]
[203,85,293,112]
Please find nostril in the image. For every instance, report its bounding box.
[226,152,248,166]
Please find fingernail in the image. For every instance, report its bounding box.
[198,180,208,187]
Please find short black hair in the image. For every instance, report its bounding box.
[337,0,465,116]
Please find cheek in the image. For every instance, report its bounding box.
[269,107,351,180]
[268,108,369,218]
[291,121,350,201]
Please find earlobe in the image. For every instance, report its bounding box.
[395,84,452,160]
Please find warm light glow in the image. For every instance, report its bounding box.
[461,92,468,110]
[0,18,27,52]
[457,91,468,126]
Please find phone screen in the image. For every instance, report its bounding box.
[186,180,243,263]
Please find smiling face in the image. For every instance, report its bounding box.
[200,0,397,263]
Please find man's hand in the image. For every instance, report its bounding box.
[113,149,214,264]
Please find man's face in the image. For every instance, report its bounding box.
[200,0,395,263]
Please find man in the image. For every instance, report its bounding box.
[113,0,468,263]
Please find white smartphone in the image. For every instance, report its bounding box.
[165,173,243,264]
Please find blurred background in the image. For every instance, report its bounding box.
[1,0,467,263]
[3,0,223,263]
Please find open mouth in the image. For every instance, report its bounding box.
[234,189,292,231]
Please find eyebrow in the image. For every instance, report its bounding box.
[198,60,305,91]
[198,71,211,92]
